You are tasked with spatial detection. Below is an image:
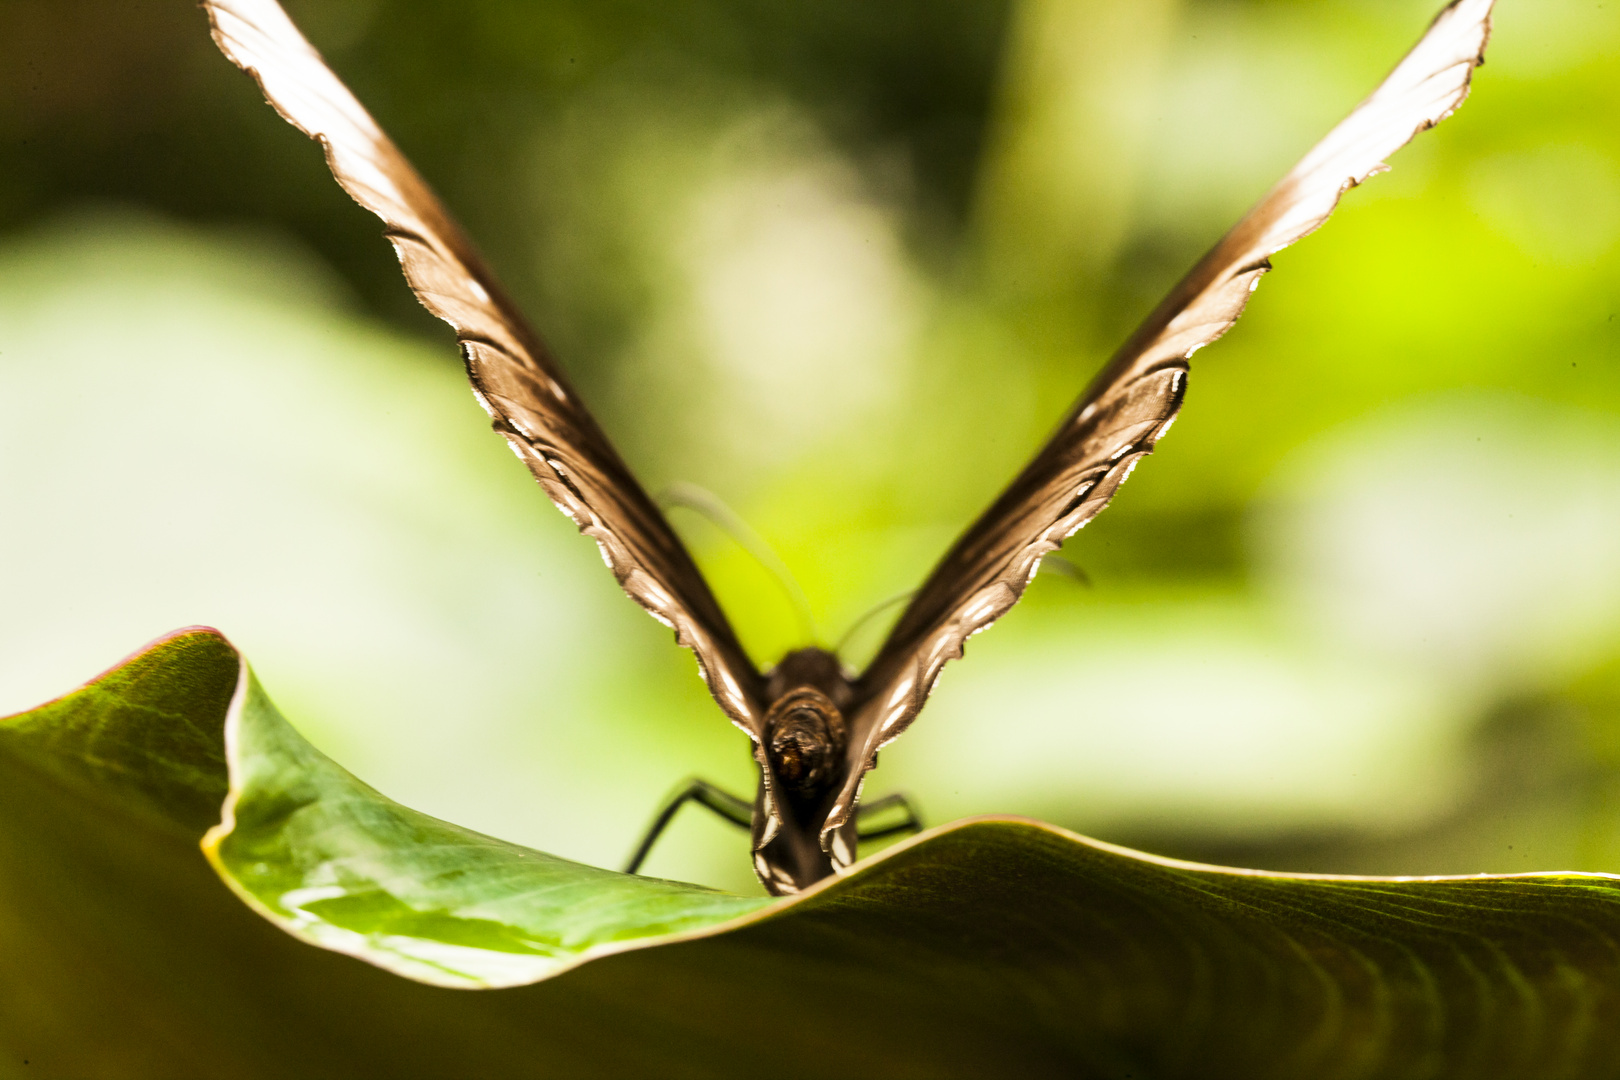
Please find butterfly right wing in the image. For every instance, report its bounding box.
[204,0,766,737]
[818,0,1495,868]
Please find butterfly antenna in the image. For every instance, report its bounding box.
[1040,553,1092,588]
[659,482,819,645]
[833,589,917,655]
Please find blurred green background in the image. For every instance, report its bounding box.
[1,0,1617,895]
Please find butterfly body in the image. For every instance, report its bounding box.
[206,0,1495,896]
[753,648,856,891]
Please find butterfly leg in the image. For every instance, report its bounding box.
[855,792,924,843]
[623,777,753,875]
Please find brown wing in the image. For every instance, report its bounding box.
[821,0,1495,865]
[205,0,766,736]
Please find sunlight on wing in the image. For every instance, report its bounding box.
[830,0,1495,861]
[205,0,768,742]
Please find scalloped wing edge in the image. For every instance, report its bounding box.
[827,0,1495,861]
[203,0,765,739]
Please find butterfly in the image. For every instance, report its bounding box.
[204,0,1493,895]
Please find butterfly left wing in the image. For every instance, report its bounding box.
[204,0,767,736]
[819,0,1496,869]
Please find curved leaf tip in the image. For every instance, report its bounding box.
[0,626,241,834]
[203,661,771,988]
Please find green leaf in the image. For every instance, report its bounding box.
[204,661,769,988]
[8,628,1620,1078]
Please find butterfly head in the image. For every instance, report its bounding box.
[761,647,855,803]
[765,687,847,799]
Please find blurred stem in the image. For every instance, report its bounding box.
[969,0,1181,305]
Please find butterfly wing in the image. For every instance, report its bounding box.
[205,0,766,736]
[822,0,1495,866]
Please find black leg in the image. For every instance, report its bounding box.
[856,792,924,843]
[624,778,753,875]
